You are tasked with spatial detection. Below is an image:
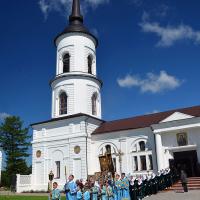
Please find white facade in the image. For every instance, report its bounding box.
[17,110,200,192]
[90,127,157,175]
[26,116,101,192]
[152,115,200,171]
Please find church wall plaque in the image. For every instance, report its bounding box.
[36,150,41,158]
[74,146,81,154]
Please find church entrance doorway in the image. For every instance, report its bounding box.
[171,150,198,177]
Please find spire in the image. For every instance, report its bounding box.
[69,0,83,24]
[54,0,98,47]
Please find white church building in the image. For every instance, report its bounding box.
[16,0,200,192]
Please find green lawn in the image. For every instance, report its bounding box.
[0,196,66,200]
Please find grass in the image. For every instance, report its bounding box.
[0,196,66,200]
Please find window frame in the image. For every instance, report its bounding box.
[55,161,61,179]
[91,93,97,116]
[59,92,68,115]
[87,55,93,74]
[63,53,70,73]
[131,140,153,172]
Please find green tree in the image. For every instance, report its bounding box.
[0,116,31,186]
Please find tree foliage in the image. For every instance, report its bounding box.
[0,116,31,186]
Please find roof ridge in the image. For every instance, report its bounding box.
[102,105,200,124]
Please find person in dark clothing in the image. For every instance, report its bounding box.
[180,170,188,192]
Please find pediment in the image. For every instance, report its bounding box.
[160,112,194,123]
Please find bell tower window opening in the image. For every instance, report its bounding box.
[88,55,93,74]
[63,53,70,73]
[92,93,97,116]
[59,92,67,115]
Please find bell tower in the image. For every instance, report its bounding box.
[51,0,102,119]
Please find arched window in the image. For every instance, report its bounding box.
[91,93,97,115]
[63,53,70,73]
[88,55,92,74]
[105,145,111,154]
[131,140,153,172]
[139,141,145,151]
[59,92,67,115]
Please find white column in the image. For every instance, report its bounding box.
[0,151,2,184]
[155,133,164,171]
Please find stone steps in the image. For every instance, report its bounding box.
[168,177,200,191]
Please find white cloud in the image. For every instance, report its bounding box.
[146,110,160,114]
[0,113,10,121]
[39,0,72,19]
[117,71,182,94]
[38,0,109,19]
[117,74,140,88]
[85,0,109,7]
[140,20,200,47]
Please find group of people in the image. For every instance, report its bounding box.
[49,168,181,200]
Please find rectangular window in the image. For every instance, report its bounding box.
[133,156,138,171]
[55,161,60,179]
[140,156,147,171]
[149,155,153,170]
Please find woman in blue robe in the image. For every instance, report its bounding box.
[113,174,121,200]
[91,183,99,200]
[101,184,107,200]
[83,189,91,200]
[76,186,83,200]
[106,182,114,200]
[121,173,130,200]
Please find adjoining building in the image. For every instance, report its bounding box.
[16,0,200,192]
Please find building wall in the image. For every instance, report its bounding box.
[31,116,101,191]
[90,127,157,176]
[51,76,101,119]
[56,33,96,75]
[161,127,200,169]
[51,32,101,119]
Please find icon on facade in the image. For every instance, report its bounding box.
[177,132,188,146]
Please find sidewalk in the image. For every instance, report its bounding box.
[0,191,65,196]
[145,190,200,200]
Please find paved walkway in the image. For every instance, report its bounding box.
[1,190,200,199]
[145,190,200,200]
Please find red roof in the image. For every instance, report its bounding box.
[93,105,200,135]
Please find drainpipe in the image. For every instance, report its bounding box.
[84,116,90,179]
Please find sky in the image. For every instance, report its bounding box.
[0,0,200,165]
